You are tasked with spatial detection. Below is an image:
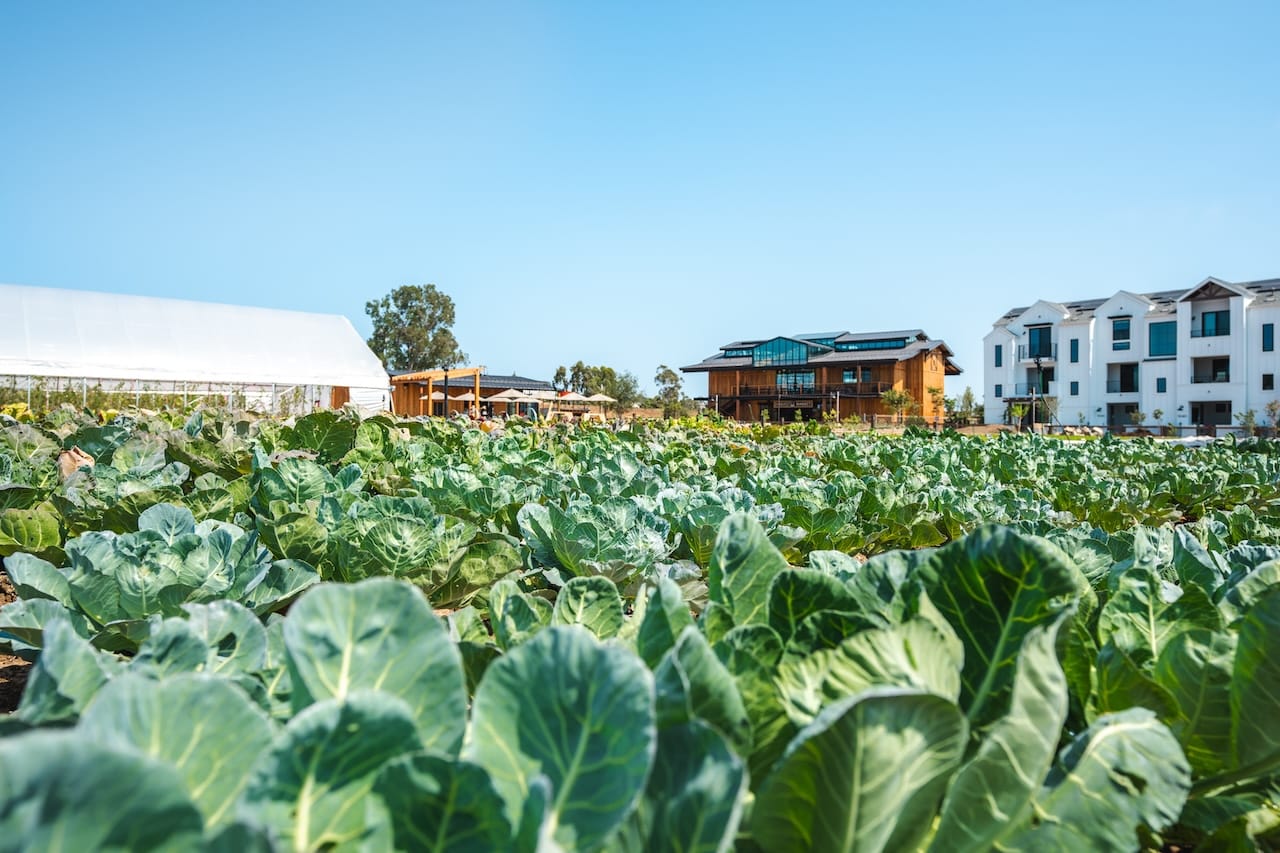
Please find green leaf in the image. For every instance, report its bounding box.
[752,687,968,853]
[374,753,513,853]
[777,618,962,727]
[289,411,356,463]
[1098,564,1222,665]
[239,692,421,851]
[465,625,656,851]
[766,567,861,643]
[17,618,115,724]
[1092,640,1179,721]
[552,575,623,639]
[284,578,467,755]
[930,618,1068,853]
[1152,628,1236,776]
[654,627,752,755]
[0,506,62,560]
[78,673,274,830]
[1228,587,1280,778]
[489,578,552,651]
[3,551,72,607]
[242,558,320,616]
[624,720,747,853]
[636,577,696,668]
[708,512,788,627]
[0,730,205,851]
[1004,708,1191,849]
[919,526,1080,728]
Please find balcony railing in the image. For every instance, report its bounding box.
[1011,382,1057,396]
[1191,374,1230,384]
[1106,380,1139,393]
[1017,343,1057,361]
[735,382,892,398]
[1190,328,1230,338]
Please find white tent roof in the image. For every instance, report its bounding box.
[0,284,391,391]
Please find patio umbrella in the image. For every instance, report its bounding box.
[586,393,616,403]
[419,391,446,400]
[485,388,524,401]
[558,391,589,402]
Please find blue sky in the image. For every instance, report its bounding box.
[3,3,1278,398]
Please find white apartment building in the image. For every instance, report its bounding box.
[984,277,1280,431]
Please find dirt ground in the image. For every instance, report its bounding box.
[0,569,30,715]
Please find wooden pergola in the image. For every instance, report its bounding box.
[390,367,483,416]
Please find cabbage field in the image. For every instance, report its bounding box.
[2,408,1280,851]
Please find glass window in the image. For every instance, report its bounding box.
[994,383,1003,398]
[753,338,815,367]
[1028,326,1052,358]
[994,345,1003,367]
[861,367,874,383]
[723,348,753,358]
[835,338,907,351]
[1197,310,1230,337]
[1069,381,1079,396]
[842,369,856,383]
[1265,374,1275,391]
[1148,322,1176,357]
[775,370,815,390]
[1070,338,1079,363]
[1112,318,1130,350]
[1156,377,1167,393]
[1264,323,1275,352]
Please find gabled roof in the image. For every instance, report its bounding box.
[1177,277,1254,302]
[681,329,961,374]
[389,370,552,391]
[995,280,1241,323]
[0,283,389,389]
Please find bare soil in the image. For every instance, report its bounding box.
[0,569,30,715]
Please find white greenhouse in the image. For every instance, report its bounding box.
[0,284,391,414]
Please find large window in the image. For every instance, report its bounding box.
[1148,321,1177,357]
[1112,318,1130,350]
[1265,323,1275,352]
[776,370,815,390]
[1070,338,1079,363]
[994,344,1003,367]
[754,339,816,367]
[1027,326,1053,358]
[1195,310,1230,338]
[835,338,907,351]
[723,347,753,358]
[842,369,856,383]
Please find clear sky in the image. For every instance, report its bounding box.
[3,2,1278,399]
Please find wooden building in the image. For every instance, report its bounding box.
[389,369,553,417]
[681,330,961,422]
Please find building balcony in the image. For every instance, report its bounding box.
[1189,328,1230,338]
[1191,373,1230,384]
[1010,381,1058,397]
[1017,344,1057,362]
[1105,381,1139,393]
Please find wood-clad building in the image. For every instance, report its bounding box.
[681,330,962,422]
[389,370,553,417]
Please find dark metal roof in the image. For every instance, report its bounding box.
[388,371,552,390]
[682,330,961,374]
[998,280,1271,322]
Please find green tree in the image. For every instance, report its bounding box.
[653,365,685,418]
[880,388,913,424]
[959,386,977,420]
[554,361,644,414]
[365,284,467,371]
